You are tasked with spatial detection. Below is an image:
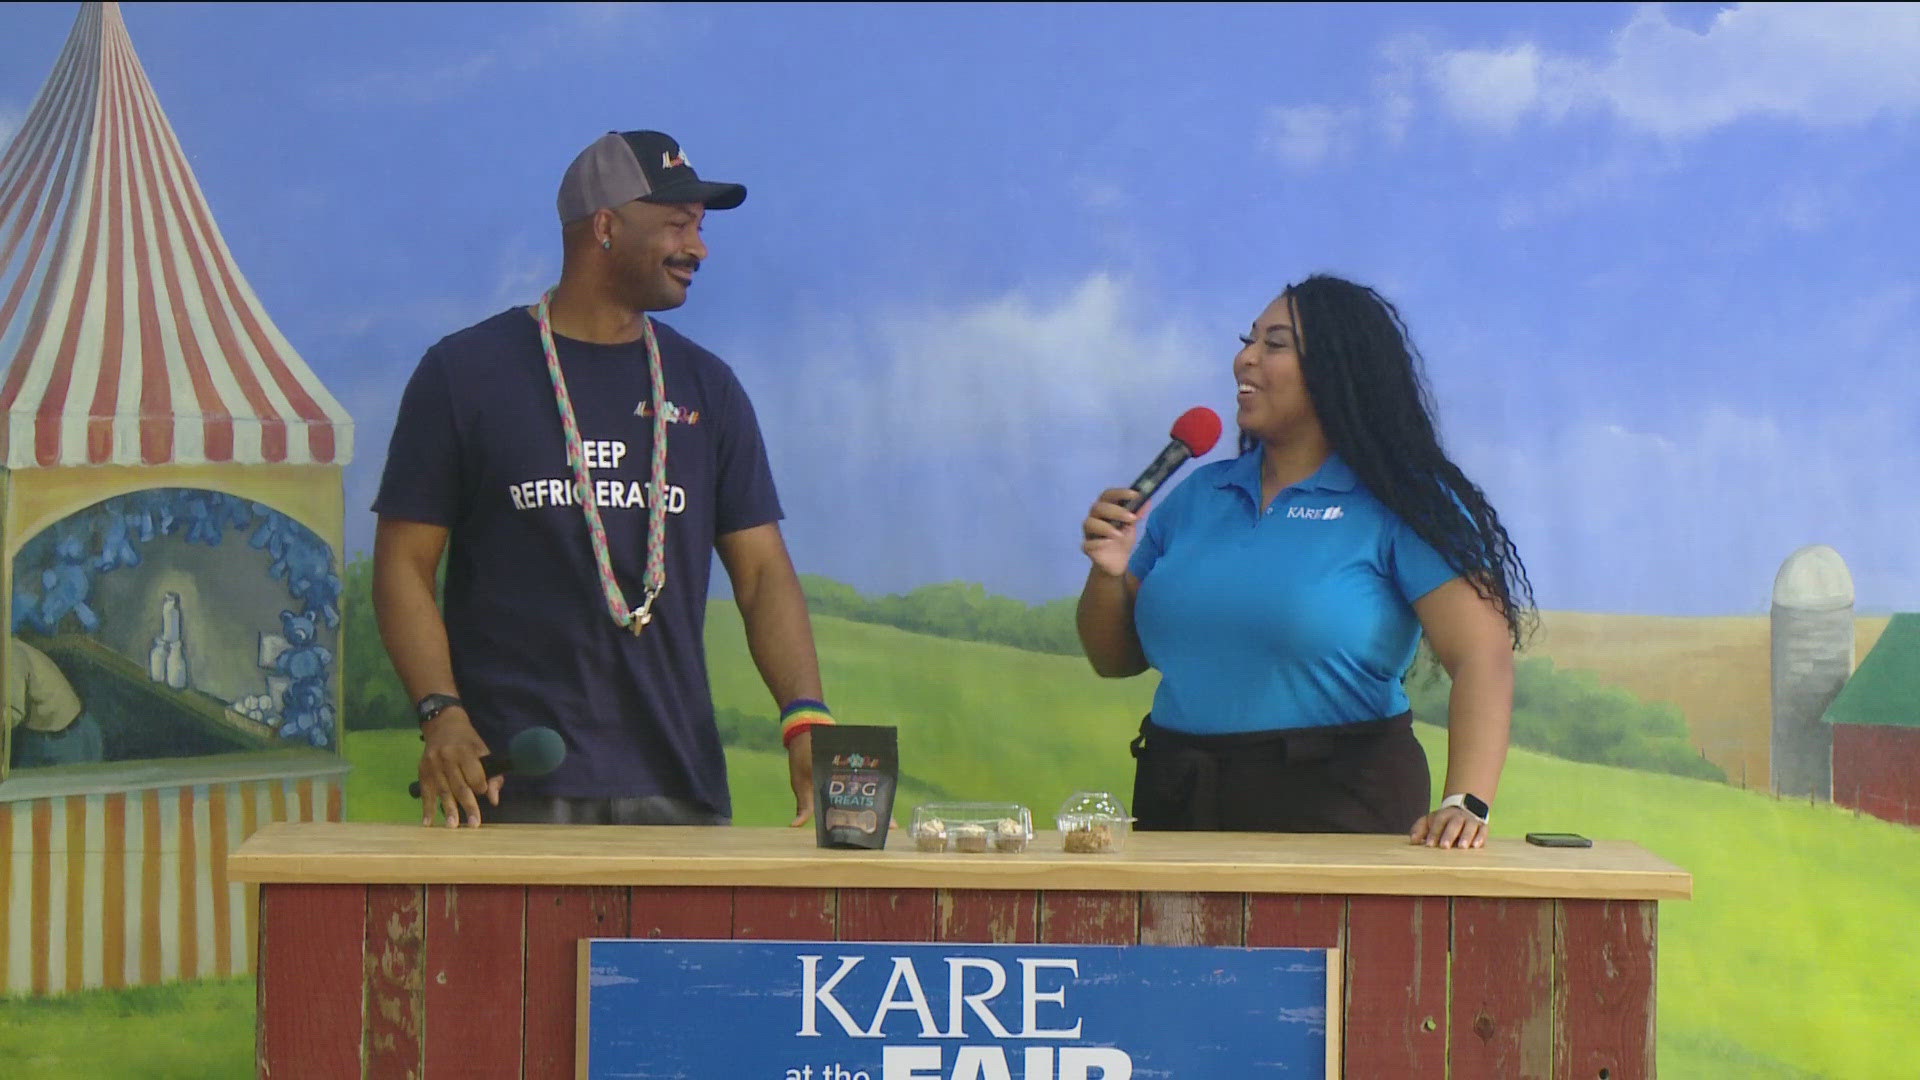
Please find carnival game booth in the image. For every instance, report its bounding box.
[0,2,354,995]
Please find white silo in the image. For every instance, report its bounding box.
[1770,545,1855,799]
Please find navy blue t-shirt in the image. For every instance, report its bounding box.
[372,307,782,815]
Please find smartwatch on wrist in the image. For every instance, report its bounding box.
[1439,792,1491,824]
[415,693,464,726]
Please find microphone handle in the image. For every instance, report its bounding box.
[408,753,512,799]
[1121,441,1194,511]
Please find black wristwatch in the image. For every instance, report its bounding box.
[1440,792,1491,824]
[414,693,464,726]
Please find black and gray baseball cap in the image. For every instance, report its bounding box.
[556,130,746,223]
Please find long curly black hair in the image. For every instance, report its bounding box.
[1245,274,1536,648]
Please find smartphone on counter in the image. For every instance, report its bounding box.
[1525,832,1593,848]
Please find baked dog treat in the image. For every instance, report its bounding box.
[993,817,1029,853]
[1062,822,1114,854]
[912,818,949,853]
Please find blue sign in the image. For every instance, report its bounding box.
[580,938,1333,1079]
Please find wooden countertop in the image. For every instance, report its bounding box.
[229,822,1691,900]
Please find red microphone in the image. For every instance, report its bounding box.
[1121,407,1222,510]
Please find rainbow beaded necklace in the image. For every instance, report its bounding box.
[535,288,668,634]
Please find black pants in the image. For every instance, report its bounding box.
[487,791,729,825]
[1130,714,1429,834]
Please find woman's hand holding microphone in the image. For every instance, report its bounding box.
[1081,489,1147,577]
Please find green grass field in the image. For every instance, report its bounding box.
[0,976,256,1078]
[6,607,1917,1078]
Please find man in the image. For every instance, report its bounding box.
[8,638,104,769]
[372,130,833,828]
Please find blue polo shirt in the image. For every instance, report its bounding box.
[1128,450,1459,734]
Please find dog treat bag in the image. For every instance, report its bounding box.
[812,725,899,849]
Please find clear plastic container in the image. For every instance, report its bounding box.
[1056,791,1134,854]
[909,802,1034,854]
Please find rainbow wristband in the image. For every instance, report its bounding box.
[780,699,835,747]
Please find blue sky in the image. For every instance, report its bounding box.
[2,2,1916,615]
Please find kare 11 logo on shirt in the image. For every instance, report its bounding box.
[1286,505,1345,521]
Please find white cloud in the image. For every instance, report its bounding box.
[1426,4,1920,137]
[320,3,666,108]
[1071,176,1128,212]
[854,274,1200,441]
[566,2,655,34]
[1458,404,1920,614]
[1260,105,1361,170]
[1269,5,1919,223]
[740,275,1221,600]
[1493,143,1683,229]
[0,109,20,149]
[1371,40,1423,144]
[326,235,555,340]
[324,54,501,108]
[1430,43,1544,134]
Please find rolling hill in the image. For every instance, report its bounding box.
[1527,611,1892,789]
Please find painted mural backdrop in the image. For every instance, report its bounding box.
[9,488,341,767]
[2,3,1917,1078]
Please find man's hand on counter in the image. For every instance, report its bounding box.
[786,729,815,827]
[418,708,503,828]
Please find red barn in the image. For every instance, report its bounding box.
[1825,613,1920,827]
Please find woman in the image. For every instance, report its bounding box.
[1076,274,1531,849]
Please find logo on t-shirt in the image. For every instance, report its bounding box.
[1286,505,1345,521]
[635,400,700,425]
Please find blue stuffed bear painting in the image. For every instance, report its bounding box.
[9,487,342,769]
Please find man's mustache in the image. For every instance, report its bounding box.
[665,257,701,273]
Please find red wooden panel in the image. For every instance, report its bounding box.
[1451,897,1554,1079]
[422,884,526,1080]
[1138,892,1244,945]
[837,888,937,942]
[936,890,1038,944]
[1246,894,1345,948]
[631,886,735,938]
[258,884,366,1079]
[1344,895,1447,1076]
[525,886,631,1080]
[732,887,836,940]
[1038,891,1138,945]
[364,884,425,1080]
[1833,724,1920,826]
[1555,899,1657,1080]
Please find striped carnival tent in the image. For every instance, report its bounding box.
[0,3,351,467]
[0,2,352,997]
